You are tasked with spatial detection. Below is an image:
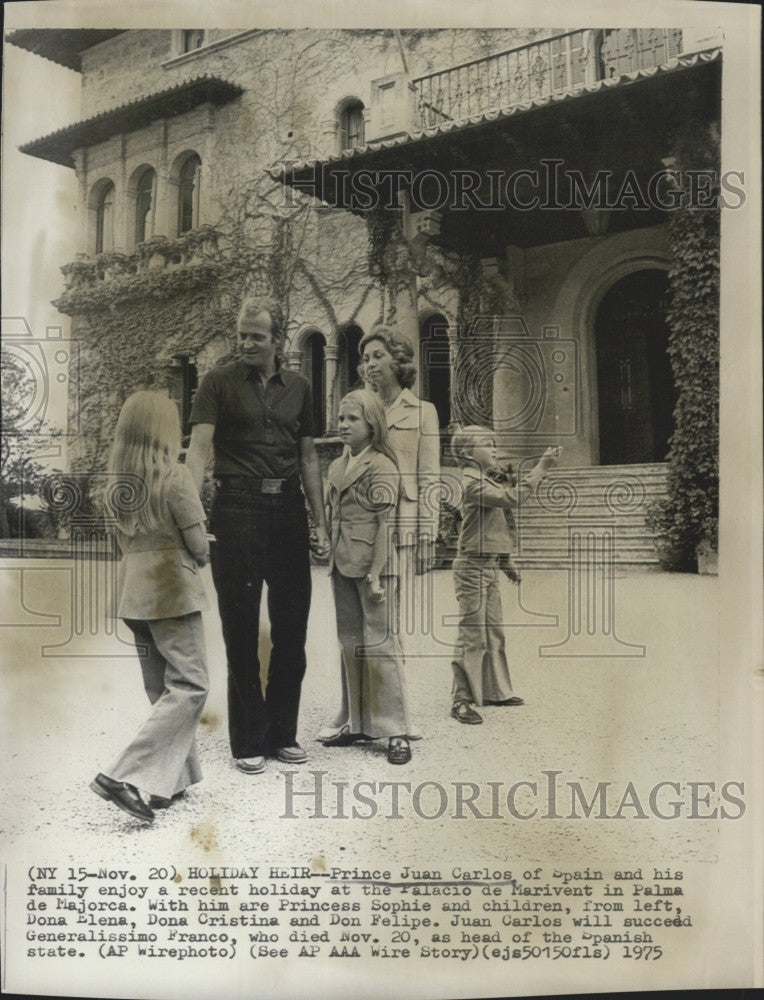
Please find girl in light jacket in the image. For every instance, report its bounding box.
[322,389,412,765]
[91,391,209,823]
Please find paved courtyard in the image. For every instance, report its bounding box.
[1,560,721,868]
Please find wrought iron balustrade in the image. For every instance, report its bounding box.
[413,28,684,129]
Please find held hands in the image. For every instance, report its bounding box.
[309,526,331,560]
[365,575,386,602]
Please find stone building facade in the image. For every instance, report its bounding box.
[10,26,723,564]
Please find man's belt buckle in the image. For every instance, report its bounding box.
[262,478,284,494]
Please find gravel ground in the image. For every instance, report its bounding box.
[1,563,720,868]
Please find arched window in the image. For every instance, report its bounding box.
[339,100,365,151]
[301,331,326,436]
[177,154,201,235]
[420,314,451,428]
[95,182,115,255]
[134,168,156,245]
[337,324,363,400]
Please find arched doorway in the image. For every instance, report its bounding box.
[594,269,674,465]
[419,314,451,428]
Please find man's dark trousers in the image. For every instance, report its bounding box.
[210,479,311,757]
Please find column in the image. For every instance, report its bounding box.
[320,118,339,157]
[154,120,171,238]
[284,349,303,373]
[72,149,90,254]
[324,343,339,433]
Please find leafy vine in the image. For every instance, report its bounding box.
[646,120,720,571]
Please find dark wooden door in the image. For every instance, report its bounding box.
[595,270,674,465]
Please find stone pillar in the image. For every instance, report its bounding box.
[198,104,215,228]
[320,118,339,157]
[284,349,303,373]
[583,29,601,84]
[72,149,90,255]
[116,136,129,252]
[401,203,443,396]
[324,344,339,433]
[154,120,170,239]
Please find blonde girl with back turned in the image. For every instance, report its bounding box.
[91,390,209,823]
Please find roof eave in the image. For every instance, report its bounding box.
[5,29,126,71]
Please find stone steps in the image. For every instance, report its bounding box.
[516,463,668,567]
[438,463,669,569]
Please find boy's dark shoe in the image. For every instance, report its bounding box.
[451,700,483,724]
[387,736,412,764]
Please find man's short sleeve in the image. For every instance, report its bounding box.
[297,378,315,438]
[168,463,206,529]
[188,370,218,427]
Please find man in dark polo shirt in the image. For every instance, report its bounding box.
[186,296,329,775]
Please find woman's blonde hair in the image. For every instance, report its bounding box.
[339,389,399,467]
[107,391,181,536]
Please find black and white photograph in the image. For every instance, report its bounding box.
[1,1,761,997]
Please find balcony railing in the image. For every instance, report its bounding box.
[413,28,684,129]
[54,226,222,315]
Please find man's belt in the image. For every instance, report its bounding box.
[215,474,300,495]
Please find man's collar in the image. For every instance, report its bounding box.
[235,359,285,384]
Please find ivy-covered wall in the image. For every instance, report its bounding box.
[647,121,720,570]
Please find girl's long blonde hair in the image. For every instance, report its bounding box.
[339,389,399,467]
[107,391,181,536]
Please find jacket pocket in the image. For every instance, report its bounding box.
[177,549,199,574]
[388,408,421,432]
[348,521,377,545]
